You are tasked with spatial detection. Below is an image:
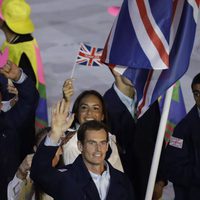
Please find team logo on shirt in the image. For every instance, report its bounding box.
[169,136,183,149]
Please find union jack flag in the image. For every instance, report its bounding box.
[76,43,103,67]
[102,0,200,117]
[102,0,173,70]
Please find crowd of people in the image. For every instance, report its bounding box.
[0,0,199,200]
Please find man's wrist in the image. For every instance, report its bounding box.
[13,68,27,83]
[156,180,165,187]
[13,68,22,82]
[16,167,28,180]
[49,130,63,144]
[45,134,62,146]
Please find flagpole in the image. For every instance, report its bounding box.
[70,43,82,79]
[145,85,173,200]
[70,62,76,79]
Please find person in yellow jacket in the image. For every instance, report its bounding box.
[0,0,48,160]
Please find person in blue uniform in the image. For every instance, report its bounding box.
[103,68,165,200]
[165,73,200,200]
[0,60,39,200]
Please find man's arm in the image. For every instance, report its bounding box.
[30,142,60,198]
[30,100,74,197]
[165,112,200,187]
[110,68,135,99]
[0,60,39,128]
[7,154,34,200]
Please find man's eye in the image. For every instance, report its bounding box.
[100,141,108,146]
[193,91,200,97]
[88,141,96,145]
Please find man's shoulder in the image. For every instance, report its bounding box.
[173,106,198,135]
[187,106,198,118]
[109,163,131,182]
[103,85,129,112]
[103,85,115,98]
[108,163,135,198]
[178,106,198,125]
[68,155,90,175]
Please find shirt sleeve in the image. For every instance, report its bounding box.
[113,83,136,118]
[44,135,61,146]
[13,69,27,84]
[7,175,24,200]
[7,174,35,200]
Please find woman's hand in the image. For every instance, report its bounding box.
[63,79,74,102]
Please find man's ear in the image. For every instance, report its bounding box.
[77,141,83,152]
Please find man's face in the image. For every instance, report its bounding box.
[78,129,108,170]
[192,83,200,108]
[77,94,104,124]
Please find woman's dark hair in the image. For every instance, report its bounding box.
[71,90,108,127]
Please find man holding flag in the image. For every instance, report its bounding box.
[101,0,199,199]
[101,0,199,116]
[165,73,200,200]
[103,68,166,200]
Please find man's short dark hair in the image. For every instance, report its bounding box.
[191,73,200,90]
[77,120,109,144]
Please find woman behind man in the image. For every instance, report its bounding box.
[62,79,123,172]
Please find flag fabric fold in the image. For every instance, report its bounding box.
[102,0,173,70]
[102,0,200,117]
